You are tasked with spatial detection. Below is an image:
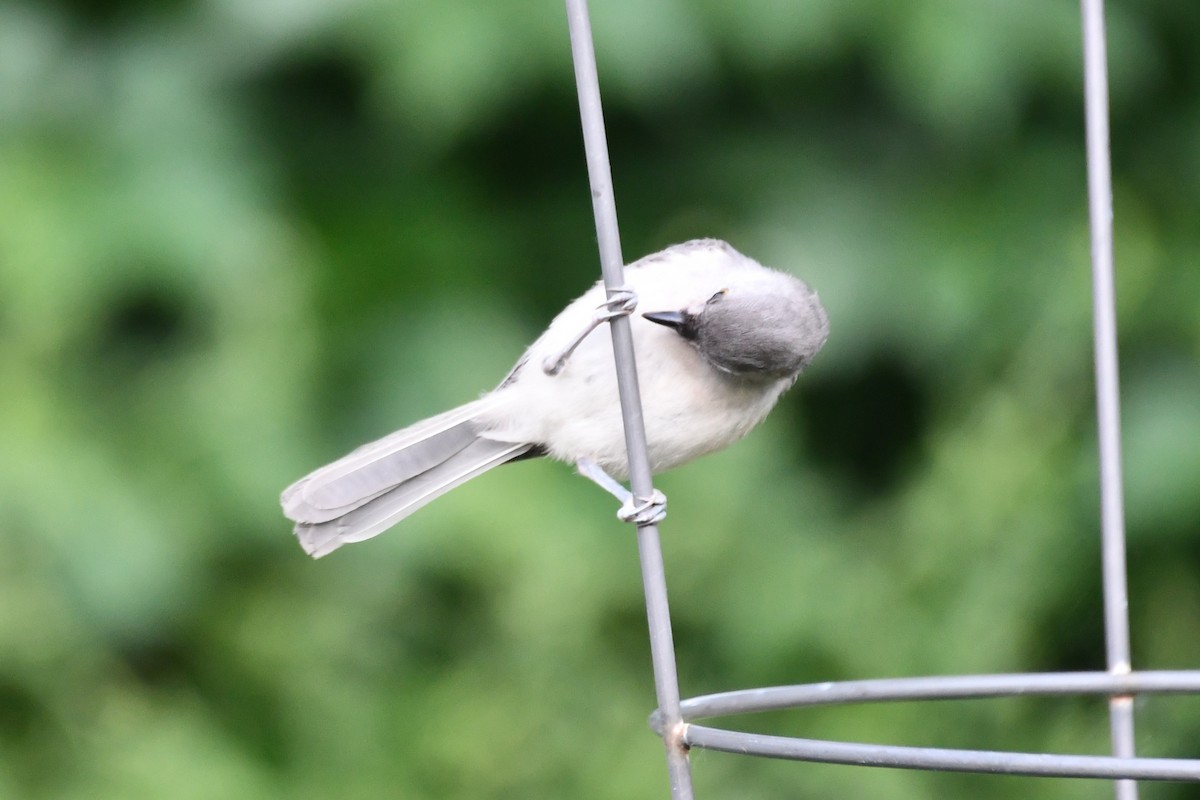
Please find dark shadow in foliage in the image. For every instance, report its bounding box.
[97,282,196,368]
[44,0,194,29]
[390,563,501,668]
[795,351,929,499]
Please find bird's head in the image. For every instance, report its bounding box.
[643,276,829,382]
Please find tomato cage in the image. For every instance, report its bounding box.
[561,1,1200,798]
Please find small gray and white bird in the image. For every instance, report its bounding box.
[282,239,829,557]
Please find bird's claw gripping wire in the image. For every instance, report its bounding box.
[577,458,667,527]
[542,288,638,375]
[617,491,668,526]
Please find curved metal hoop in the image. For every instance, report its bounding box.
[649,671,1200,781]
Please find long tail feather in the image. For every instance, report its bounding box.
[282,401,488,524]
[294,438,532,557]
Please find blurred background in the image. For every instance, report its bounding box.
[2,0,1199,797]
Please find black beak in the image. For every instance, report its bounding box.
[642,310,687,330]
[642,310,696,339]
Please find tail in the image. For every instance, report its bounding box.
[281,400,532,558]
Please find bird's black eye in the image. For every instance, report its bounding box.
[706,289,728,305]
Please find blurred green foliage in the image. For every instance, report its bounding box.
[1,0,1198,797]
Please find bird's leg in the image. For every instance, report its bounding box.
[576,457,667,526]
[542,287,638,376]
[576,457,630,499]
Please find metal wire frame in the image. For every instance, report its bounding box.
[562,0,1200,798]
[649,672,1200,781]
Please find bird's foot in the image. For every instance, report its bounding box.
[576,457,667,527]
[542,287,638,375]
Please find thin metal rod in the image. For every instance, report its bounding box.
[664,671,1200,722]
[680,726,1200,781]
[563,2,693,797]
[1081,1,1137,798]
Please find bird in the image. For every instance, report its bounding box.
[281,239,830,557]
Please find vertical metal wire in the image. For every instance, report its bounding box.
[1080,2,1138,799]
[563,2,695,797]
